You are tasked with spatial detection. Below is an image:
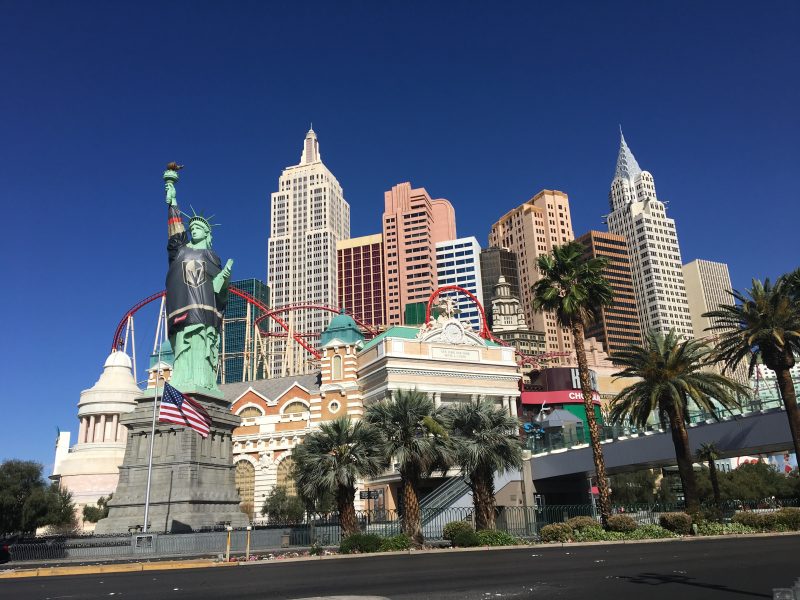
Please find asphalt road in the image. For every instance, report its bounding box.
[3,536,798,599]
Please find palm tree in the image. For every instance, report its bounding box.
[444,398,523,530]
[611,331,748,513]
[531,241,615,526]
[292,416,387,537]
[363,389,452,545]
[697,442,722,507]
[704,277,800,461]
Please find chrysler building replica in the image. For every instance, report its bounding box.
[606,132,693,339]
[268,127,350,376]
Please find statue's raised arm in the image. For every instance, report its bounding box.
[164,163,188,258]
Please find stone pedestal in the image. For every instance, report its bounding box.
[95,390,248,533]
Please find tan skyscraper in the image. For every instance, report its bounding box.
[267,127,350,376]
[606,132,693,339]
[682,259,734,340]
[489,189,575,358]
[575,230,643,355]
[382,182,456,325]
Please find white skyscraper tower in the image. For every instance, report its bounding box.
[606,131,693,339]
[268,127,350,376]
[436,237,484,331]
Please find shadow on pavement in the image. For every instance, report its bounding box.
[618,572,770,598]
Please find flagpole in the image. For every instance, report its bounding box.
[143,297,166,533]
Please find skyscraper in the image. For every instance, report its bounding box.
[489,189,575,359]
[221,278,270,384]
[267,127,350,376]
[575,231,643,355]
[382,182,456,325]
[337,234,386,329]
[682,259,734,340]
[435,236,484,332]
[606,132,693,339]
[479,247,521,328]
[490,276,546,356]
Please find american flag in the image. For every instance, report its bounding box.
[158,382,211,438]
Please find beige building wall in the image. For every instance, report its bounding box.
[682,259,733,340]
[489,190,575,361]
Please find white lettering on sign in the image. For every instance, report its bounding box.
[570,368,598,391]
[432,347,480,362]
[568,391,599,401]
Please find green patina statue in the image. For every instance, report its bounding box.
[163,163,233,395]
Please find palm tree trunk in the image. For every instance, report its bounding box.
[571,321,611,528]
[401,479,424,546]
[708,458,721,507]
[471,467,496,530]
[337,485,359,537]
[665,404,699,514]
[775,366,800,461]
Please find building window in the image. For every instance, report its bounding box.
[277,457,297,496]
[332,354,343,380]
[283,401,307,415]
[238,406,263,418]
[235,460,255,519]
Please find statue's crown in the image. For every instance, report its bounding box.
[184,206,219,232]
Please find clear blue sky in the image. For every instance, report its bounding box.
[1,1,798,467]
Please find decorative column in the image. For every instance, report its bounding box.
[99,414,107,443]
[111,414,119,442]
[78,418,87,444]
[88,415,96,443]
[434,392,441,409]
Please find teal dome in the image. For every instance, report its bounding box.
[320,309,365,347]
[149,339,174,368]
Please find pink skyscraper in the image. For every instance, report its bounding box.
[382,182,456,325]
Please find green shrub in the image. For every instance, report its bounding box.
[443,520,475,541]
[378,534,412,552]
[540,522,573,543]
[339,533,382,554]
[606,514,638,533]
[565,516,600,531]
[723,522,757,535]
[775,508,800,530]
[452,529,481,547]
[573,527,611,542]
[627,524,677,539]
[732,511,777,531]
[696,521,724,536]
[309,541,324,556]
[476,529,518,546]
[659,512,692,535]
[697,506,724,523]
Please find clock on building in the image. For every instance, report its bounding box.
[443,322,464,344]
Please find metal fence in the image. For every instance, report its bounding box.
[6,498,799,562]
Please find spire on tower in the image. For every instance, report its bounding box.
[614,128,642,181]
[300,125,320,164]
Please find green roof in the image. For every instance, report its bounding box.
[320,310,365,347]
[361,324,501,352]
[361,326,420,351]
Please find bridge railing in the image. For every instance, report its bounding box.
[526,396,788,455]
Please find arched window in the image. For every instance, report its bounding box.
[277,457,297,496]
[332,354,343,380]
[235,460,255,519]
[238,406,263,418]
[283,401,307,415]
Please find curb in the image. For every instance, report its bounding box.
[2,531,798,579]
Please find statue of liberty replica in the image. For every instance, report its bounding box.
[96,164,248,534]
[164,163,232,395]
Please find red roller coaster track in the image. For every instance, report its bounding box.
[112,284,567,368]
[112,287,377,360]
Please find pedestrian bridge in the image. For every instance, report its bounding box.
[527,396,794,501]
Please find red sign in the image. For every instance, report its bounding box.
[520,390,601,405]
